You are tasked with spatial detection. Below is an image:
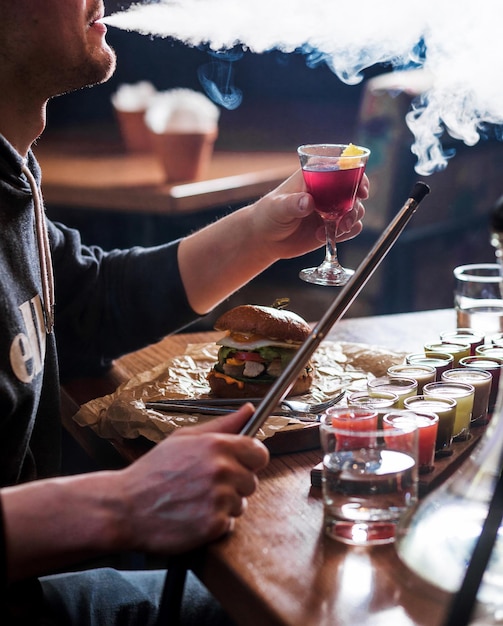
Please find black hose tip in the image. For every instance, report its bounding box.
[410,182,431,203]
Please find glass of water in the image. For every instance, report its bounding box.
[320,409,418,546]
[453,263,503,336]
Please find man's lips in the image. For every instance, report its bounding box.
[90,18,107,34]
[88,3,105,30]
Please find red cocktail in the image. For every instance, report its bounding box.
[324,407,378,449]
[383,411,438,474]
[297,143,370,286]
[302,166,366,219]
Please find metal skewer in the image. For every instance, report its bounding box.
[240,181,431,437]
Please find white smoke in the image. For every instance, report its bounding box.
[104,0,503,175]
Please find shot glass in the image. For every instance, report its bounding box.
[320,412,418,546]
[347,390,399,427]
[387,364,436,394]
[406,352,454,381]
[454,263,503,335]
[439,328,485,356]
[403,395,457,457]
[424,341,471,367]
[383,410,438,474]
[475,345,503,359]
[423,381,474,442]
[441,368,492,427]
[323,407,379,449]
[367,376,418,409]
[459,355,503,414]
[489,332,503,347]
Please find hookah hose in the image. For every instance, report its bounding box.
[443,467,503,625]
[155,182,431,625]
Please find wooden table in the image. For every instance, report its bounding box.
[62,308,470,626]
[35,143,298,215]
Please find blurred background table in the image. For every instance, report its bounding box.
[35,142,298,214]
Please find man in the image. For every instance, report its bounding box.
[0,1,368,624]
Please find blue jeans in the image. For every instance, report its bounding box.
[39,567,236,626]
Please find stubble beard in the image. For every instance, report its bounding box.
[56,43,117,97]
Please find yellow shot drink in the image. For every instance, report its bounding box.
[423,381,474,441]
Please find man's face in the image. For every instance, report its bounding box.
[0,0,117,99]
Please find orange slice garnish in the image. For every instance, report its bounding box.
[339,143,365,169]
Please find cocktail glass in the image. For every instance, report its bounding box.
[297,143,370,286]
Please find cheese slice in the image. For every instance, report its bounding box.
[212,372,245,389]
[216,335,301,350]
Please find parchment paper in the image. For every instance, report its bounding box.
[73,340,405,445]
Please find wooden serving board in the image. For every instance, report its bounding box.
[264,421,321,455]
[309,424,485,497]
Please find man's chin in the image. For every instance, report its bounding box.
[91,44,117,85]
[56,47,117,96]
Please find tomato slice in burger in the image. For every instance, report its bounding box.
[232,351,265,362]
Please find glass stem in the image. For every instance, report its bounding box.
[324,219,342,267]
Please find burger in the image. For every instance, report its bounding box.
[208,304,313,398]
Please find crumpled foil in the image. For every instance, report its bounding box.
[73,340,405,447]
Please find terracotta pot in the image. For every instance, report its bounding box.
[150,129,218,182]
[115,109,152,153]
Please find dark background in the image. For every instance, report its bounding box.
[41,8,501,328]
[47,25,371,149]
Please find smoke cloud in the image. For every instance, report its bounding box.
[104,0,503,175]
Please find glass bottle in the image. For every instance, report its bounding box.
[394,197,503,616]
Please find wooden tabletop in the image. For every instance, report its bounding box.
[62,308,466,625]
[35,144,298,215]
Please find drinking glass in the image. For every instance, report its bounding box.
[320,411,418,545]
[383,411,438,474]
[403,395,457,457]
[423,380,475,442]
[387,364,436,394]
[424,340,471,367]
[367,375,418,408]
[475,344,503,359]
[439,328,485,355]
[453,263,503,335]
[405,351,454,380]
[297,143,370,286]
[441,368,492,427]
[459,355,503,414]
[347,390,399,427]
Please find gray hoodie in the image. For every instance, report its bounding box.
[0,134,199,487]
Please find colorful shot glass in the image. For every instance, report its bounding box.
[459,355,503,414]
[383,410,438,474]
[367,376,418,409]
[424,341,471,367]
[475,345,503,359]
[439,328,485,356]
[323,407,379,450]
[387,364,436,394]
[489,332,503,348]
[347,390,399,428]
[423,381,474,442]
[441,368,492,427]
[406,352,454,381]
[403,395,456,457]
